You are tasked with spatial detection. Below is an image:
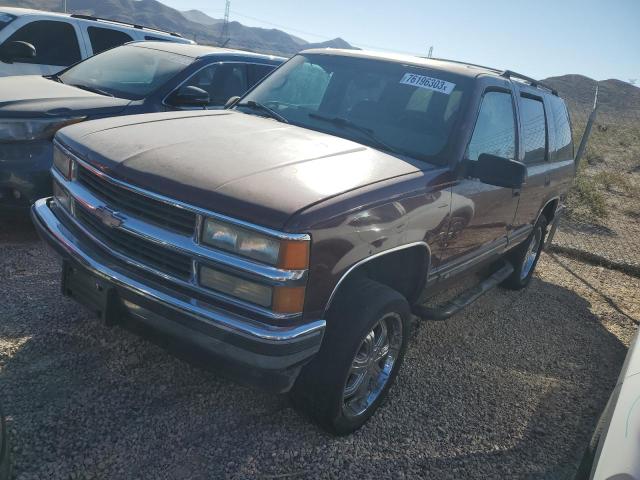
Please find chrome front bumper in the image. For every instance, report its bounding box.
[31,198,325,392]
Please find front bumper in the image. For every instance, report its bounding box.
[31,198,325,392]
[0,141,53,212]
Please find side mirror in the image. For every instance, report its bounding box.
[471,154,526,189]
[225,96,241,109]
[166,85,210,108]
[0,41,36,64]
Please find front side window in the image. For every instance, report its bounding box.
[180,63,247,106]
[549,96,573,161]
[87,26,133,55]
[466,91,516,161]
[239,54,470,164]
[247,64,276,87]
[3,20,81,66]
[59,45,192,100]
[0,12,16,32]
[519,96,548,164]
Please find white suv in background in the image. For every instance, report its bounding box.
[0,7,194,77]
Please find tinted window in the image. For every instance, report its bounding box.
[4,20,80,66]
[466,91,516,161]
[242,54,470,164]
[59,45,192,100]
[549,96,573,161]
[180,63,247,106]
[519,96,547,164]
[247,64,275,87]
[0,12,15,32]
[88,27,133,55]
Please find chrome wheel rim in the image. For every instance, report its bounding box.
[521,228,542,280]
[342,312,403,418]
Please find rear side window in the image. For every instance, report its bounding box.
[467,91,516,161]
[549,96,573,161]
[519,96,547,164]
[247,64,275,87]
[88,27,133,55]
[3,20,81,66]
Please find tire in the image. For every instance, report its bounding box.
[291,277,411,435]
[502,215,548,290]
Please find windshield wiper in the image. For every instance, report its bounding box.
[237,100,289,124]
[70,83,114,97]
[46,74,64,84]
[308,113,403,156]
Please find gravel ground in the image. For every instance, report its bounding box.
[0,218,638,480]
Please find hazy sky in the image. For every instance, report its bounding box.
[161,0,639,82]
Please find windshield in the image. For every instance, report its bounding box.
[58,45,193,100]
[0,12,15,32]
[239,54,470,163]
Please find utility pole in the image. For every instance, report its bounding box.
[63,0,67,13]
[219,0,231,47]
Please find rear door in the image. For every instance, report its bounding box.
[439,87,521,271]
[511,88,551,232]
[82,25,134,56]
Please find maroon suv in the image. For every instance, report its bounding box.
[32,49,574,434]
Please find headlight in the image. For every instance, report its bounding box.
[200,266,273,307]
[53,145,74,179]
[202,218,309,269]
[0,117,85,143]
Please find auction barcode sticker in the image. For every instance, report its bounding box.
[400,73,456,95]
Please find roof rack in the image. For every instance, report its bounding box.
[428,57,502,74]
[69,14,183,38]
[501,70,558,96]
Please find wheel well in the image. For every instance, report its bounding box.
[540,199,559,223]
[334,245,430,307]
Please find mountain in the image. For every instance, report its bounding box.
[180,9,220,26]
[0,0,357,56]
[543,74,640,119]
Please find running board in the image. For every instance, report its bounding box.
[412,262,514,321]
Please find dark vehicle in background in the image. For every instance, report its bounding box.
[0,405,9,480]
[0,7,193,77]
[0,41,283,212]
[32,49,575,434]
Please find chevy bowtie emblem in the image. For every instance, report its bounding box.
[94,206,123,228]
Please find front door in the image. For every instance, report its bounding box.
[0,19,83,77]
[439,88,521,271]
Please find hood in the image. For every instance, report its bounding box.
[57,110,431,230]
[0,76,130,118]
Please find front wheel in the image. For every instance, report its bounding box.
[502,215,547,290]
[290,277,410,435]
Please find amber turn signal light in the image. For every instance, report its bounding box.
[272,286,306,314]
[277,239,310,270]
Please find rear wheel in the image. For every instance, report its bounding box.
[502,215,547,290]
[291,277,410,435]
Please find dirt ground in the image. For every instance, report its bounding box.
[0,218,638,479]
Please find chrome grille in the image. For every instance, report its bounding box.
[75,203,193,281]
[77,165,196,236]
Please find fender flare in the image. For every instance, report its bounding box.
[322,241,432,316]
